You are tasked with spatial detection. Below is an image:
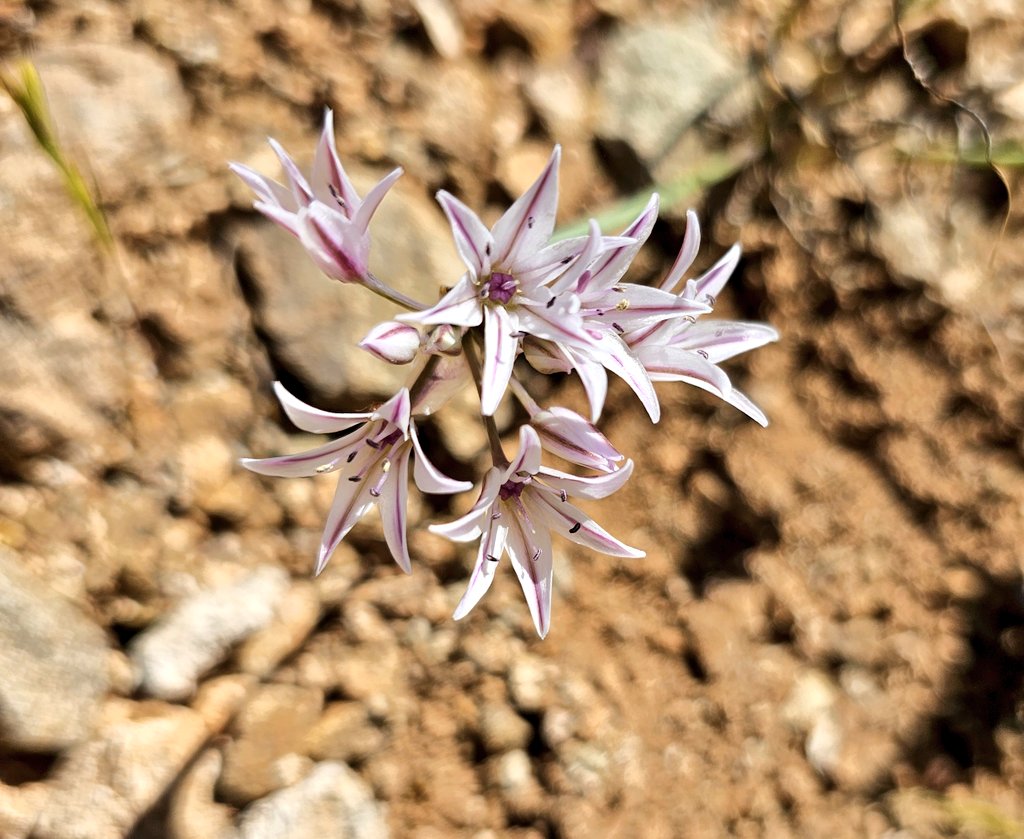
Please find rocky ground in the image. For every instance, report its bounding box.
[2,0,1024,837]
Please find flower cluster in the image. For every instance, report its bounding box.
[235,113,778,638]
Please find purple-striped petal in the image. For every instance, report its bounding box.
[371,388,411,434]
[267,138,314,207]
[252,200,301,237]
[506,425,542,479]
[531,406,623,472]
[659,209,701,293]
[410,421,473,494]
[517,300,596,355]
[311,109,360,214]
[579,194,659,295]
[586,334,661,423]
[316,472,376,575]
[505,512,553,638]
[436,191,495,277]
[452,519,508,620]
[692,244,741,303]
[240,435,357,478]
[297,202,369,282]
[359,321,421,364]
[230,163,297,212]
[585,284,710,332]
[492,145,561,269]
[537,458,634,500]
[378,445,413,573]
[352,167,403,235]
[638,347,734,397]
[670,320,779,363]
[397,275,483,327]
[720,386,770,427]
[529,494,644,559]
[480,305,518,416]
[273,381,370,433]
[429,467,502,541]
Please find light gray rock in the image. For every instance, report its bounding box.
[597,17,743,169]
[34,699,208,839]
[0,548,109,752]
[236,761,388,839]
[129,565,289,700]
[34,43,191,199]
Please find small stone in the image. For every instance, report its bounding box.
[0,548,109,752]
[130,565,289,700]
[235,761,388,839]
[167,748,235,839]
[218,684,325,806]
[508,655,552,712]
[303,702,386,763]
[237,582,321,677]
[478,703,532,754]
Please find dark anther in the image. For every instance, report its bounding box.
[347,451,358,462]
[546,297,556,309]
[527,216,535,228]
[369,488,381,498]
[559,489,567,502]
[487,555,499,563]
[697,349,709,359]
[612,285,624,293]
[569,522,581,534]
[613,322,624,334]
[327,183,347,210]
[348,476,361,482]
[485,243,492,256]
[561,256,572,264]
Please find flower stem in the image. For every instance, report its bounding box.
[508,376,541,416]
[364,272,426,311]
[463,331,508,467]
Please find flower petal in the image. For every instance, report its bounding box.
[670,320,780,363]
[585,284,710,332]
[580,194,659,295]
[569,351,609,422]
[229,163,297,212]
[692,243,741,303]
[537,458,634,500]
[529,494,644,559]
[311,109,360,214]
[267,137,314,206]
[531,406,623,472]
[397,275,483,327]
[410,421,473,494]
[546,220,602,295]
[452,519,508,620]
[240,435,357,478]
[297,202,369,282]
[437,191,495,277]
[316,472,376,575]
[252,200,300,237]
[638,347,733,397]
[506,425,542,479]
[720,385,770,427]
[660,209,701,293]
[429,466,502,541]
[587,333,661,423]
[273,381,369,433]
[359,321,421,364]
[522,337,573,374]
[505,512,554,638]
[491,145,561,269]
[517,299,596,356]
[371,388,411,434]
[352,167,403,235]
[480,305,518,416]
[378,444,412,573]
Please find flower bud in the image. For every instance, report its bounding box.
[531,406,623,473]
[359,321,421,364]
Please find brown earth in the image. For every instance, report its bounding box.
[1,0,1023,837]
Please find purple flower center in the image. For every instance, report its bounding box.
[498,479,525,501]
[484,272,517,305]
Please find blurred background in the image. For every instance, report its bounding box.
[2,0,1023,837]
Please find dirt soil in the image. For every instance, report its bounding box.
[2,0,1024,837]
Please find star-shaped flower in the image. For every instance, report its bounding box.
[430,426,642,638]
[230,110,402,284]
[399,147,634,416]
[242,383,470,574]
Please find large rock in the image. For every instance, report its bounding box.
[0,548,109,752]
[129,565,289,700]
[597,18,743,170]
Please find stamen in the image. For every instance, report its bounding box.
[569,522,581,534]
[487,555,499,563]
[346,451,358,463]
[315,463,334,474]
[546,297,556,309]
[527,215,535,229]
[615,298,630,311]
[697,349,709,359]
[559,489,567,502]
[612,322,624,334]
[327,183,347,210]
